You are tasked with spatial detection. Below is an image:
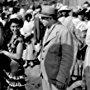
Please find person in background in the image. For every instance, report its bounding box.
[82,1,90,9]
[83,9,90,90]
[21,9,38,68]
[68,8,88,90]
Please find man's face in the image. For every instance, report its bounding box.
[41,16,50,27]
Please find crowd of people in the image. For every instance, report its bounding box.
[0,0,90,90]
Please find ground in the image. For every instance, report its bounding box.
[25,65,42,90]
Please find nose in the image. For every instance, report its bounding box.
[13,27,17,31]
[13,26,19,31]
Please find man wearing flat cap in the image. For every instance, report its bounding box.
[38,5,74,90]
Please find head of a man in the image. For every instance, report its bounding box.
[39,5,57,27]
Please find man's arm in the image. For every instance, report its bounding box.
[56,28,74,85]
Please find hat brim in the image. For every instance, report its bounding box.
[59,10,71,12]
[38,13,51,17]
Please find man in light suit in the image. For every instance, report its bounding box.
[38,5,74,90]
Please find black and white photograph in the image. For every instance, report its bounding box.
[0,0,90,90]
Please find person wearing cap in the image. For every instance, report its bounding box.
[59,6,72,27]
[58,6,72,25]
[38,5,74,90]
[83,9,90,90]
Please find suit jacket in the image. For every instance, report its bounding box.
[39,23,74,87]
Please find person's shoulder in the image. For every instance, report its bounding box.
[56,22,68,32]
[55,22,71,38]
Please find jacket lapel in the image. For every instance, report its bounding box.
[43,24,58,46]
[46,28,57,43]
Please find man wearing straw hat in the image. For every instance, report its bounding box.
[38,5,74,90]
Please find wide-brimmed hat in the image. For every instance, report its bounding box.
[58,6,71,12]
[38,5,57,17]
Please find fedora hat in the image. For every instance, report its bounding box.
[39,5,57,17]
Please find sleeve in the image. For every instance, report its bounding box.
[56,28,74,84]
